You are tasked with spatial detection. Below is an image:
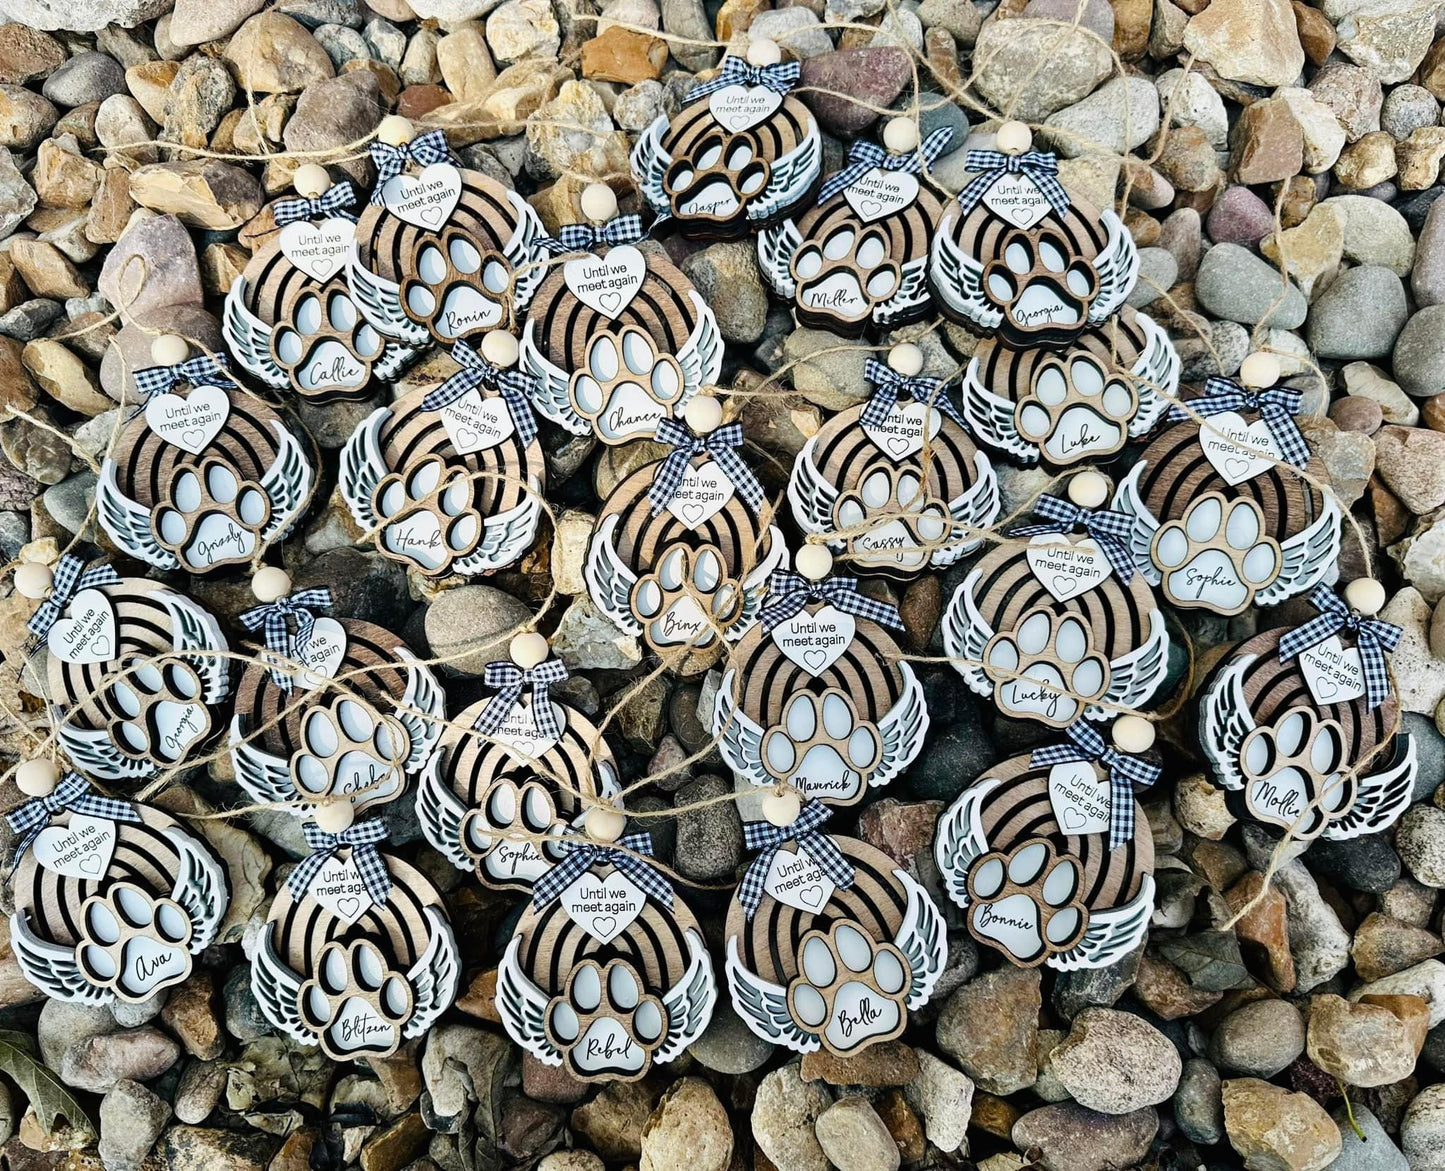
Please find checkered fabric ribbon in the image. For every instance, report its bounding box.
[132,353,233,405]
[239,588,333,694]
[648,418,764,515]
[861,357,967,431]
[368,129,454,204]
[1008,494,1137,582]
[1031,721,1160,851]
[538,215,646,255]
[7,772,141,861]
[686,57,801,103]
[474,658,569,742]
[758,571,903,631]
[26,555,121,644]
[272,182,359,226]
[817,126,954,203]
[1166,377,1309,469]
[957,149,1070,217]
[1279,585,1402,711]
[531,831,673,910]
[739,801,854,918]
[421,340,539,446]
[290,819,392,903]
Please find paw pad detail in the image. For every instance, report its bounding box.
[664,133,769,225]
[983,609,1109,727]
[966,841,1087,965]
[1152,494,1280,614]
[290,697,410,810]
[105,655,210,764]
[545,959,667,1079]
[834,462,951,574]
[77,882,194,1000]
[1015,353,1136,463]
[761,690,883,802]
[984,228,1098,334]
[569,326,685,444]
[461,778,563,884]
[372,455,483,574]
[297,939,413,1059]
[153,460,272,573]
[1240,706,1352,839]
[792,226,900,325]
[272,290,381,396]
[633,543,742,650]
[402,229,510,342]
[786,921,911,1053]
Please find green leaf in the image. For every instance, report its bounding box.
[0,1029,96,1141]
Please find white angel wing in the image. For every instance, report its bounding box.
[161,591,230,704]
[676,292,723,394]
[630,115,673,216]
[939,450,1001,565]
[786,436,840,538]
[747,121,821,223]
[9,911,105,1003]
[1050,874,1155,972]
[874,663,929,787]
[757,220,802,299]
[1086,210,1140,324]
[166,825,228,951]
[223,277,288,389]
[725,935,820,1054]
[415,755,472,870]
[259,420,314,544]
[655,928,717,1064]
[875,255,930,326]
[1088,608,1169,720]
[96,460,178,571]
[372,337,423,384]
[1111,462,1162,586]
[453,486,543,577]
[394,648,445,772]
[892,868,946,1009]
[403,905,461,1038]
[496,934,564,1064]
[251,930,310,1043]
[1128,310,1178,437]
[734,528,790,636]
[1257,495,1342,607]
[929,210,1004,332]
[712,666,769,787]
[229,714,299,807]
[503,191,549,311]
[932,777,999,909]
[1198,654,1256,792]
[939,570,994,693]
[519,320,590,435]
[584,514,642,635]
[56,721,148,782]
[346,250,430,346]
[339,407,390,534]
[960,354,1036,462]
[1323,734,1417,841]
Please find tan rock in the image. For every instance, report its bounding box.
[9,238,87,299]
[0,24,66,84]
[639,1078,732,1171]
[1155,123,1224,196]
[1397,125,1445,191]
[22,339,112,417]
[200,242,247,297]
[1134,952,1224,1020]
[1183,0,1305,88]
[1230,96,1305,185]
[33,136,101,208]
[1291,0,1335,64]
[359,1113,427,1171]
[1275,87,1345,173]
[225,11,335,94]
[1306,992,1426,1087]
[1261,202,1343,298]
[0,336,37,417]
[526,80,631,181]
[124,60,179,123]
[1173,771,1235,839]
[427,60,569,145]
[1226,872,1296,992]
[1335,130,1399,190]
[581,26,667,84]
[1420,35,1445,99]
[128,160,264,229]
[435,23,496,102]
[1221,1078,1341,1171]
[717,0,768,41]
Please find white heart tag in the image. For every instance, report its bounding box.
[485,698,566,759]
[564,245,645,319]
[1046,762,1111,836]
[771,604,856,677]
[861,400,943,461]
[561,868,644,943]
[439,388,515,455]
[294,616,347,692]
[33,814,117,879]
[279,217,357,282]
[982,171,1051,229]
[47,588,118,665]
[665,461,734,530]
[762,845,836,912]
[144,387,230,454]
[708,84,782,132]
[1199,411,1281,486]
[1024,536,1114,602]
[842,168,919,223]
[1299,634,1367,706]
[380,162,462,229]
[309,854,374,926]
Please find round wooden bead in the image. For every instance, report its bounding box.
[376,115,414,146]
[795,544,834,581]
[1345,578,1386,616]
[481,330,519,368]
[995,120,1032,155]
[251,566,293,603]
[312,800,354,833]
[684,395,722,434]
[150,334,189,365]
[586,804,626,842]
[580,182,618,222]
[883,117,920,153]
[1068,470,1109,509]
[510,631,549,669]
[888,343,924,377]
[1112,715,1155,754]
[292,164,330,198]
[1239,352,1281,389]
[747,38,781,66]
[761,788,801,826]
[15,758,58,797]
[14,562,53,600]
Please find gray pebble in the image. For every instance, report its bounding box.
[1381,84,1440,140]
[1209,999,1305,1077]
[362,15,405,67]
[1174,1058,1224,1145]
[1328,1104,1408,1171]
[1392,304,1445,395]
[98,1079,170,1171]
[1125,246,1177,308]
[1195,242,1307,328]
[0,299,64,341]
[314,23,370,66]
[1308,265,1408,359]
[41,51,125,106]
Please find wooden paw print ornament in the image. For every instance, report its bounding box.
[585,395,787,672]
[8,761,229,1004]
[22,556,232,783]
[712,547,928,805]
[758,119,950,336]
[496,809,717,1082]
[962,305,1178,467]
[1112,353,1341,615]
[632,39,821,237]
[1199,580,1416,842]
[97,335,315,575]
[519,184,722,443]
[224,165,419,404]
[788,344,1000,578]
[229,575,444,821]
[251,810,460,1060]
[929,121,1138,348]
[347,117,550,348]
[942,473,1170,729]
[417,633,624,891]
[726,791,945,1057]
[934,753,1155,969]
[339,331,545,577]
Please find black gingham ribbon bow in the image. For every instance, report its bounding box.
[1167,377,1309,469]
[648,418,764,515]
[474,658,569,742]
[272,181,359,226]
[957,149,1070,216]
[289,819,392,903]
[861,356,967,431]
[26,555,121,643]
[758,570,903,631]
[686,56,801,102]
[238,588,333,694]
[368,129,453,205]
[739,801,854,918]
[1008,494,1136,583]
[6,772,141,861]
[421,340,539,446]
[132,353,232,401]
[817,126,954,203]
[1031,721,1160,851]
[538,215,646,255]
[531,831,673,910]
[1279,585,1402,712]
